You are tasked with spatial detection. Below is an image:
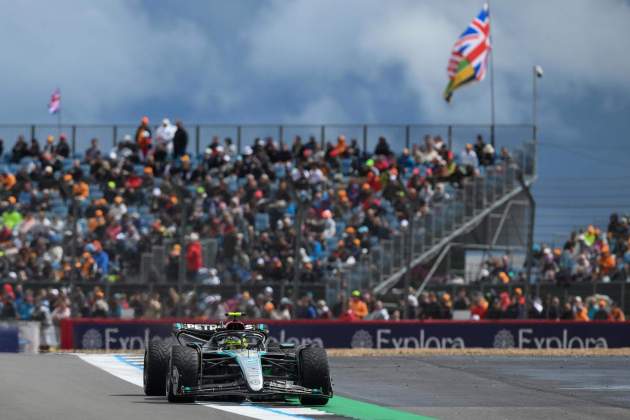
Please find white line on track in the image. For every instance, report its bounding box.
[76,353,329,420]
[559,385,630,391]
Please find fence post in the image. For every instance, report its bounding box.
[405,125,410,149]
[30,125,36,141]
[71,125,77,156]
[278,125,284,143]
[621,282,626,313]
[320,125,325,148]
[113,125,118,147]
[448,125,453,150]
[195,125,200,156]
[237,125,242,153]
[363,125,368,154]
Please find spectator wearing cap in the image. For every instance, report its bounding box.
[349,290,368,319]
[43,135,55,155]
[156,118,176,156]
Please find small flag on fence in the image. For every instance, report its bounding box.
[48,88,61,114]
[443,4,491,102]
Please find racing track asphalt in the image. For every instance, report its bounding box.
[1,354,630,420]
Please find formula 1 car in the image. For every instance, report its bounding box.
[143,313,332,405]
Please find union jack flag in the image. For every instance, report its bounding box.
[444,4,491,102]
[48,88,61,114]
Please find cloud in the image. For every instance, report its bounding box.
[0,0,629,129]
[0,0,212,122]
[244,0,630,124]
[286,95,350,124]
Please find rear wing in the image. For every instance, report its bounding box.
[173,321,269,336]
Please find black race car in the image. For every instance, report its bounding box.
[143,313,333,405]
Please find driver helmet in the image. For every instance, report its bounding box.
[224,336,247,350]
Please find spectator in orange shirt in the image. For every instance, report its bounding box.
[597,244,616,279]
[2,172,16,190]
[349,290,368,319]
[72,180,90,201]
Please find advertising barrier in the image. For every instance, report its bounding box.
[60,319,630,350]
[0,325,19,352]
[0,321,40,353]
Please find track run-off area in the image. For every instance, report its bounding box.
[2,352,630,419]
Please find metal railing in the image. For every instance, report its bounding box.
[0,123,534,158]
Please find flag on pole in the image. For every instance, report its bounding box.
[443,4,491,102]
[48,88,61,114]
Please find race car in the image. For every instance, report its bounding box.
[143,312,332,405]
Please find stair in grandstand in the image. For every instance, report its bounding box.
[341,140,537,300]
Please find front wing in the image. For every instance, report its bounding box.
[174,380,332,399]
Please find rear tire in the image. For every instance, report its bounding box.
[299,347,331,406]
[144,337,170,396]
[167,345,198,403]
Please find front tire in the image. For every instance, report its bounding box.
[167,345,198,403]
[144,337,169,396]
[299,347,332,406]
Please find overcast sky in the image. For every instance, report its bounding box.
[0,0,629,242]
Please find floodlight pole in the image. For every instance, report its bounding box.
[489,0,496,147]
[532,65,539,142]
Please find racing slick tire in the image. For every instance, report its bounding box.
[144,337,170,396]
[298,346,331,406]
[167,345,199,403]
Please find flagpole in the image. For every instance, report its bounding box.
[57,107,62,138]
[488,0,495,146]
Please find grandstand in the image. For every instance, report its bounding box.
[0,120,547,321]
[2,119,626,323]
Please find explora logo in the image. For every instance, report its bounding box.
[80,328,152,350]
[493,328,608,349]
[349,329,466,349]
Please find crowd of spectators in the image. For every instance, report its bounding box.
[0,118,506,292]
[531,215,630,284]
[458,214,630,288]
[1,281,624,349]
